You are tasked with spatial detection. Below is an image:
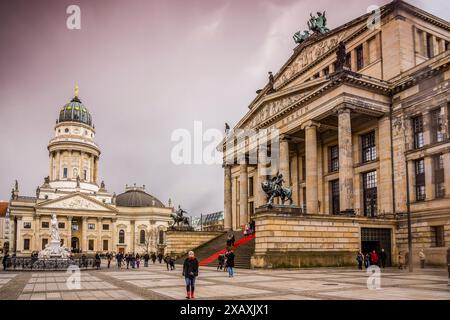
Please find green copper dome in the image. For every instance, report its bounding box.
[58,96,93,127]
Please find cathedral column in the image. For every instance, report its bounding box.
[291,151,299,205]
[337,106,354,213]
[303,122,319,214]
[239,163,248,226]
[34,214,40,251]
[224,165,232,230]
[279,136,290,186]
[81,216,87,252]
[97,217,102,251]
[67,216,72,250]
[256,145,268,207]
[55,151,61,180]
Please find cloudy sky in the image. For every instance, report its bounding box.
[0,0,448,215]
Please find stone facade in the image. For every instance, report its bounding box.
[165,230,223,257]
[8,89,173,256]
[221,1,450,267]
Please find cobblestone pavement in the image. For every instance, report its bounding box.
[0,262,449,300]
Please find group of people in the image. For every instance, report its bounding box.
[356,248,388,269]
[114,252,164,269]
[243,220,255,236]
[164,254,176,270]
[217,249,235,277]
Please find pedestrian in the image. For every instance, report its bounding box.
[125,253,130,269]
[131,253,136,268]
[182,251,199,299]
[356,251,363,270]
[226,234,232,248]
[151,252,157,264]
[158,253,163,263]
[225,249,235,277]
[95,253,101,270]
[419,249,426,269]
[136,253,140,268]
[380,248,387,268]
[165,254,171,270]
[231,234,235,247]
[144,253,150,267]
[447,248,450,286]
[169,256,176,270]
[107,252,112,268]
[116,252,122,269]
[2,252,9,271]
[370,250,379,267]
[217,254,224,271]
[364,252,370,268]
[398,251,404,270]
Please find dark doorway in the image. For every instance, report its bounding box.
[71,237,79,251]
[361,228,392,267]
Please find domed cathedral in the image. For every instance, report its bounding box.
[8,86,173,256]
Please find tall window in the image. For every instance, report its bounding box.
[119,230,125,244]
[249,202,254,218]
[159,230,164,245]
[42,238,48,250]
[415,159,425,201]
[412,116,424,149]
[363,171,377,217]
[431,226,445,247]
[302,188,307,212]
[23,239,30,251]
[88,239,94,251]
[430,108,444,143]
[330,180,340,215]
[140,230,146,244]
[301,156,306,181]
[426,33,434,58]
[83,169,87,180]
[248,177,254,197]
[356,45,364,70]
[329,145,339,172]
[63,168,68,178]
[103,240,109,251]
[433,154,445,198]
[361,131,376,162]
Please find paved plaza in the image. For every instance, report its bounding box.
[0,262,449,300]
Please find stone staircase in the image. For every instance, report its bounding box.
[175,231,255,269]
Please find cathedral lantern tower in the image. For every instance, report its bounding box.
[47,85,101,194]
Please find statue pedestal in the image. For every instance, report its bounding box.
[255,204,304,216]
[49,240,61,254]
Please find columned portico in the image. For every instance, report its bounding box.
[303,122,319,214]
[337,106,354,213]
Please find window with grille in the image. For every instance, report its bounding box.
[41,221,49,228]
[431,226,445,247]
[330,180,340,215]
[248,177,254,197]
[58,222,65,229]
[356,45,364,70]
[119,230,125,243]
[433,154,445,198]
[102,224,109,230]
[363,171,377,217]
[140,230,146,244]
[430,108,444,143]
[329,145,339,172]
[412,116,424,149]
[361,131,376,162]
[415,159,425,201]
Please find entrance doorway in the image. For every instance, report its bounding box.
[361,228,392,266]
[71,237,80,252]
[118,247,125,254]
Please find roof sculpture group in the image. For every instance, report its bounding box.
[293,11,330,44]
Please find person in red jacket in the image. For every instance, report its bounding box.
[370,250,379,266]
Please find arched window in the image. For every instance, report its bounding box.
[140,230,146,244]
[158,230,164,245]
[119,230,125,244]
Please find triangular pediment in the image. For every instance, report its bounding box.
[36,193,117,212]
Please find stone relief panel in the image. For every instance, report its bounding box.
[42,195,110,211]
[274,23,362,90]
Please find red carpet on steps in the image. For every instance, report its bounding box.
[199,233,255,266]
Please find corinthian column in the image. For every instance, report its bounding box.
[303,122,318,214]
[279,136,290,186]
[81,217,87,252]
[239,163,248,226]
[337,106,354,213]
[256,145,268,207]
[223,165,232,230]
